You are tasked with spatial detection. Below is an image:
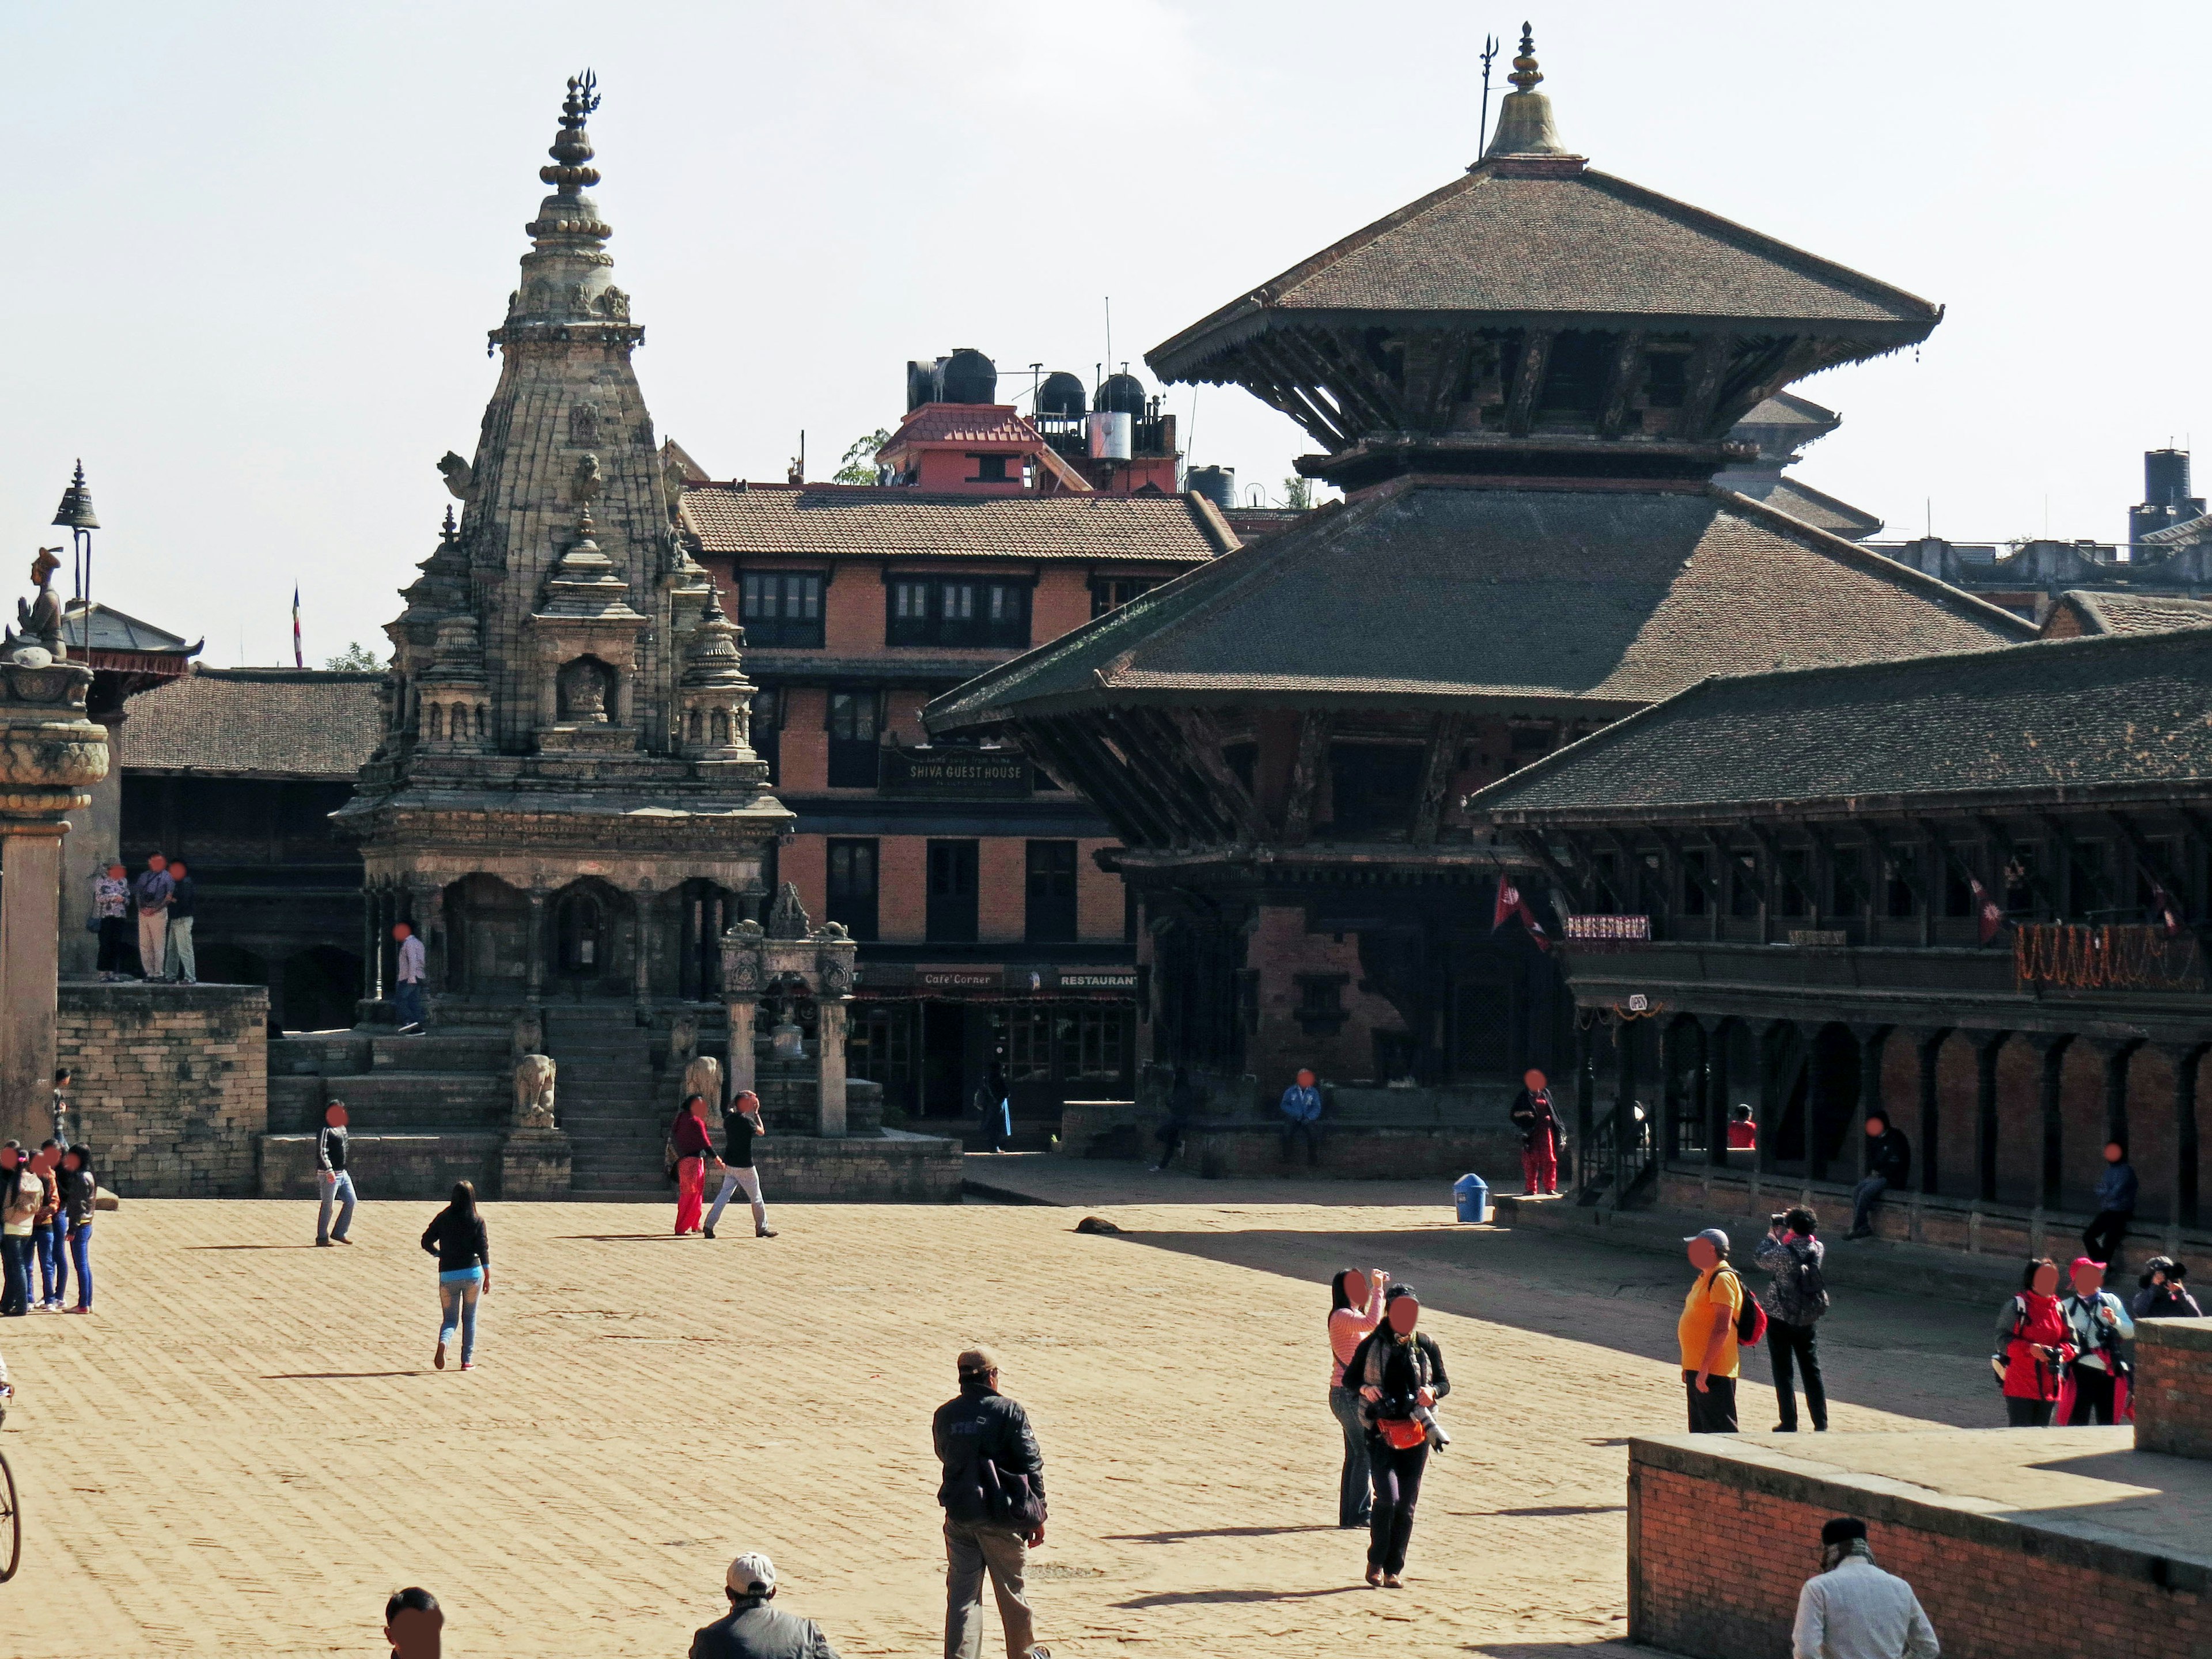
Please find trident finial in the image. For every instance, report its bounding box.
[1509,23,1542,92]
[562,70,600,128]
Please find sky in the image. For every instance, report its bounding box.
[4,2,2209,666]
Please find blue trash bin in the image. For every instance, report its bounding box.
[1453,1172,1491,1225]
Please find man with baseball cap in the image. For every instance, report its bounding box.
[1790,1517,1940,1659]
[691,1551,840,1659]
[1679,1227,1744,1433]
[934,1347,1052,1659]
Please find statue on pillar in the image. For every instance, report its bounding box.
[6,547,66,662]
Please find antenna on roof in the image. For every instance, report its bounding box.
[1104,297,1113,389]
[789,430,805,486]
[1030,362,1043,408]
[1478,32,1501,152]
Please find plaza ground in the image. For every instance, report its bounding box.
[1,1158,2004,1657]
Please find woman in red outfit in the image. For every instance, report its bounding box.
[1997,1257,2073,1426]
[672,1094,714,1235]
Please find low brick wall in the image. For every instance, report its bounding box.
[2134,1319,2212,1459]
[259,1132,505,1199]
[1179,1122,1518,1182]
[756,1133,963,1202]
[1058,1100,1152,1159]
[58,982,269,1198]
[1628,1436,2207,1659]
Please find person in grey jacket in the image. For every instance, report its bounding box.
[1755,1206,1829,1432]
[1791,1517,1938,1659]
[691,1553,839,1659]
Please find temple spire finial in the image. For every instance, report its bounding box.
[1477,21,1573,163]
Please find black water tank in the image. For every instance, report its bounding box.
[1185,465,1236,510]
[2145,448,2191,508]
[1037,371,1086,418]
[1094,372,1146,416]
[941,349,997,406]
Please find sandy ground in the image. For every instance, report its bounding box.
[0,1169,1998,1656]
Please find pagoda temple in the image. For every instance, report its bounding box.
[926,33,2033,1118]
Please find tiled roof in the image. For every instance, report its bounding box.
[680,484,1235,563]
[124,667,384,779]
[1713,474,1883,540]
[883,404,1041,449]
[61,601,196,655]
[2040,589,2212,638]
[1733,392,1839,430]
[1153,166,1939,374]
[1467,626,2212,821]
[926,480,2029,730]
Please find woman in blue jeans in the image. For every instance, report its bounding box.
[1327,1268,1387,1527]
[419,1181,491,1371]
[56,1146,96,1313]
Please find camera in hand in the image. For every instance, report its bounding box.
[1377,1392,1424,1419]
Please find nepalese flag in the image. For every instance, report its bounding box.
[1968,873,2003,944]
[1493,878,1552,952]
[2147,872,2183,938]
[291,584,302,668]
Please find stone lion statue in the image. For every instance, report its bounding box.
[681,1054,723,1123]
[513,1053,557,1129]
[669,1015,699,1069]
[510,1009,544,1062]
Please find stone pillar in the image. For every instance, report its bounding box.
[816,997,849,1138]
[417,881,448,993]
[1972,1031,2008,1203]
[726,998,756,1097]
[2099,1038,2141,1149]
[0,658,108,1147]
[1914,1029,1947,1196]
[2164,1042,2204,1233]
[1751,1021,1780,1177]
[525,888,548,1002]
[633,880,654,1017]
[1703,1017,1730,1169]
[2033,1033,2074,1210]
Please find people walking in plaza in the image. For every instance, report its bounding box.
[704,1088,777,1240]
[2081,1139,2137,1268]
[1328,1267,1387,1528]
[1679,1227,1744,1433]
[672,1093,714,1235]
[93,862,131,980]
[391,921,427,1033]
[691,1551,841,1659]
[1279,1067,1324,1168]
[1790,1517,1940,1659]
[933,1346,1051,1659]
[132,851,175,980]
[316,1101,357,1246]
[1847,1113,1911,1240]
[2059,1256,2134,1425]
[33,1141,67,1310]
[56,1145,95,1313]
[2132,1257,2201,1319]
[1509,1068,1561,1195]
[0,1143,39,1317]
[1996,1258,2070,1426]
[384,1586,443,1658]
[1755,1206,1830,1432]
[420,1181,489,1371]
[1354,1283,1448,1587]
[163,857,198,982]
[975,1062,1012,1154]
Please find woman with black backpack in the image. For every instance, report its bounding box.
[1753,1206,1829,1431]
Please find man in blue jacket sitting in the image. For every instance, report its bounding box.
[1279,1068,1324,1168]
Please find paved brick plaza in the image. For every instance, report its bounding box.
[1,1174,1994,1656]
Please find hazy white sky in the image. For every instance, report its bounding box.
[5,2,2207,665]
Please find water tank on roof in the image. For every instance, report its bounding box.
[1094,372,1147,416]
[1185,465,1236,510]
[2145,448,2192,508]
[941,349,997,406]
[1037,371,1086,418]
[1086,411,1133,461]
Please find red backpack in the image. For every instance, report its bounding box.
[1715,1266,1767,1347]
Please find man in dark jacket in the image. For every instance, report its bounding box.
[933,1347,1051,1659]
[1847,1115,1911,1239]
[691,1552,839,1659]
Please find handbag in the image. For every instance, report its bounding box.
[1380,1418,1427,1450]
[979,1455,1048,1531]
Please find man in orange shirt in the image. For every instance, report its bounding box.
[1679,1226,1742,1433]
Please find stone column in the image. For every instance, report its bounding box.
[1972,1031,2008,1203]
[416,881,448,993]
[816,997,849,1138]
[525,888,548,1002]
[2032,1033,2074,1210]
[2099,1038,2141,1149]
[0,659,108,1147]
[1750,1021,1780,1177]
[726,998,757,1097]
[1702,1017,1730,1169]
[2162,1042,2204,1233]
[1914,1029,1947,1196]
[633,880,654,1017]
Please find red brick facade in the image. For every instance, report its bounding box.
[2134,1318,2212,1460]
[1630,1446,2207,1659]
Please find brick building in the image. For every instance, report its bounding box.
[677,362,1235,1125]
[926,34,2028,1120]
[1470,620,2212,1260]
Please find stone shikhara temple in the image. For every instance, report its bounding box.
[335,73,789,1007]
[927,32,2027,1168]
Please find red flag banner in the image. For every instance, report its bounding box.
[2147,872,2183,938]
[1493,879,1519,931]
[1968,874,2003,945]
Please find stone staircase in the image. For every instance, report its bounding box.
[547,1008,671,1201]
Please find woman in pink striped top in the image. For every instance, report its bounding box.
[1328,1267,1388,1528]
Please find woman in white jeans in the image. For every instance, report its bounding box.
[704,1090,777,1240]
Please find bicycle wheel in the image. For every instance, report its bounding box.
[0,1448,18,1582]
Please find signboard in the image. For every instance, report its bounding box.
[853,963,1140,996]
[1565,914,1650,942]
[878,747,1032,798]
[915,966,1002,990]
[1058,970,1138,991]
[1786,930,1849,948]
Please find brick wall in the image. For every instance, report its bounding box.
[978,837,1026,941]
[879,834,927,941]
[2133,1318,2212,1459]
[58,982,268,1197]
[1630,1441,2206,1659]
[1076,838,1122,940]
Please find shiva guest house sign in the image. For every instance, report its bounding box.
[878,747,1032,798]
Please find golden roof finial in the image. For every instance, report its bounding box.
[1508,23,1541,93]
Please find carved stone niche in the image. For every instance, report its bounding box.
[556,655,617,722]
[718,882,859,1139]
